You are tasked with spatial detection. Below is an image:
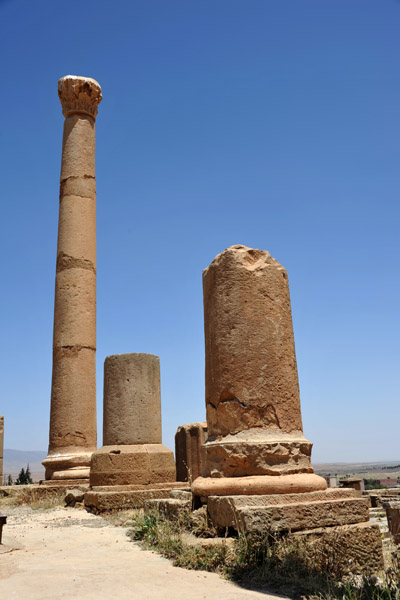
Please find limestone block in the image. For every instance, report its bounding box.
[293,522,384,575]
[207,489,358,529]
[175,422,207,483]
[53,268,96,348]
[89,444,175,487]
[103,354,162,446]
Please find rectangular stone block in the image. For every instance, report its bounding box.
[293,522,384,575]
[207,489,368,533]
[89,444,176,487]
[237,498,369,534]
[175,422,207,483]
[386,506,400,544]
[207,488,358,530]
[84,483,185,513]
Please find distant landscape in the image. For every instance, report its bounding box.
[2,449,46,483]
[314,461,400,480]
[2,450,400,485]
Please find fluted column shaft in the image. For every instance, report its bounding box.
[43,76,102,480]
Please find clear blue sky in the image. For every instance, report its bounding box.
[1,0,399,463]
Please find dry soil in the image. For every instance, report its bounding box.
[0,506,285,600]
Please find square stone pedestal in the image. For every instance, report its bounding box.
[85,444,185,513]
[89,444,176,487]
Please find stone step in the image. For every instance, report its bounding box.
[84,484,186,513]
[208,495,369,533]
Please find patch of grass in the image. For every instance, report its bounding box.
[0,486,65,510]
[129,509,230,573]
[128,509,400,600]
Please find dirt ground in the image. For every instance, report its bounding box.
[0,506,285,600]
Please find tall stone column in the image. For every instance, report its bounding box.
[192,245,327,497]
[42,76,102,481]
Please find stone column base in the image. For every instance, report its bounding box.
[89,444,176,486]
[202,429,316,478]
[205,489,384,575]
[42,450,94,481]
[192,472,327,498]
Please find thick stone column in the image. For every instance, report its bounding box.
[90,354,176,486]
[192,245,326,496]
[42,76,102,481]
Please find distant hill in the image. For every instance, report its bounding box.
[3,449,46,483]
[314,460,400,477]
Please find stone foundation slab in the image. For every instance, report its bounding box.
[84,483,186,513]
[207,489,369,533]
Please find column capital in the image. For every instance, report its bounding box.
[58,75,102,120]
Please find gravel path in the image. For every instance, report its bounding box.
[0,506,286,600]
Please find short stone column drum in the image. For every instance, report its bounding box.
[192,245,327,497]
[90,354,176,486]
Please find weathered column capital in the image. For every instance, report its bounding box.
[58,75,102,120]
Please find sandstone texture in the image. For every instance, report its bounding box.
[43,76,101,481]
[193,473,326,498]
[90,353,176,492]
[293,522,385,575]
[103,354,162,445]
[175,422,207,483]
[90,444,176,486]
[207,488,358,529]
[193,245,326,496]
[203,245,303,438]
[385,505,400,544]
[218,497,369,534]
[84,483,185,513]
